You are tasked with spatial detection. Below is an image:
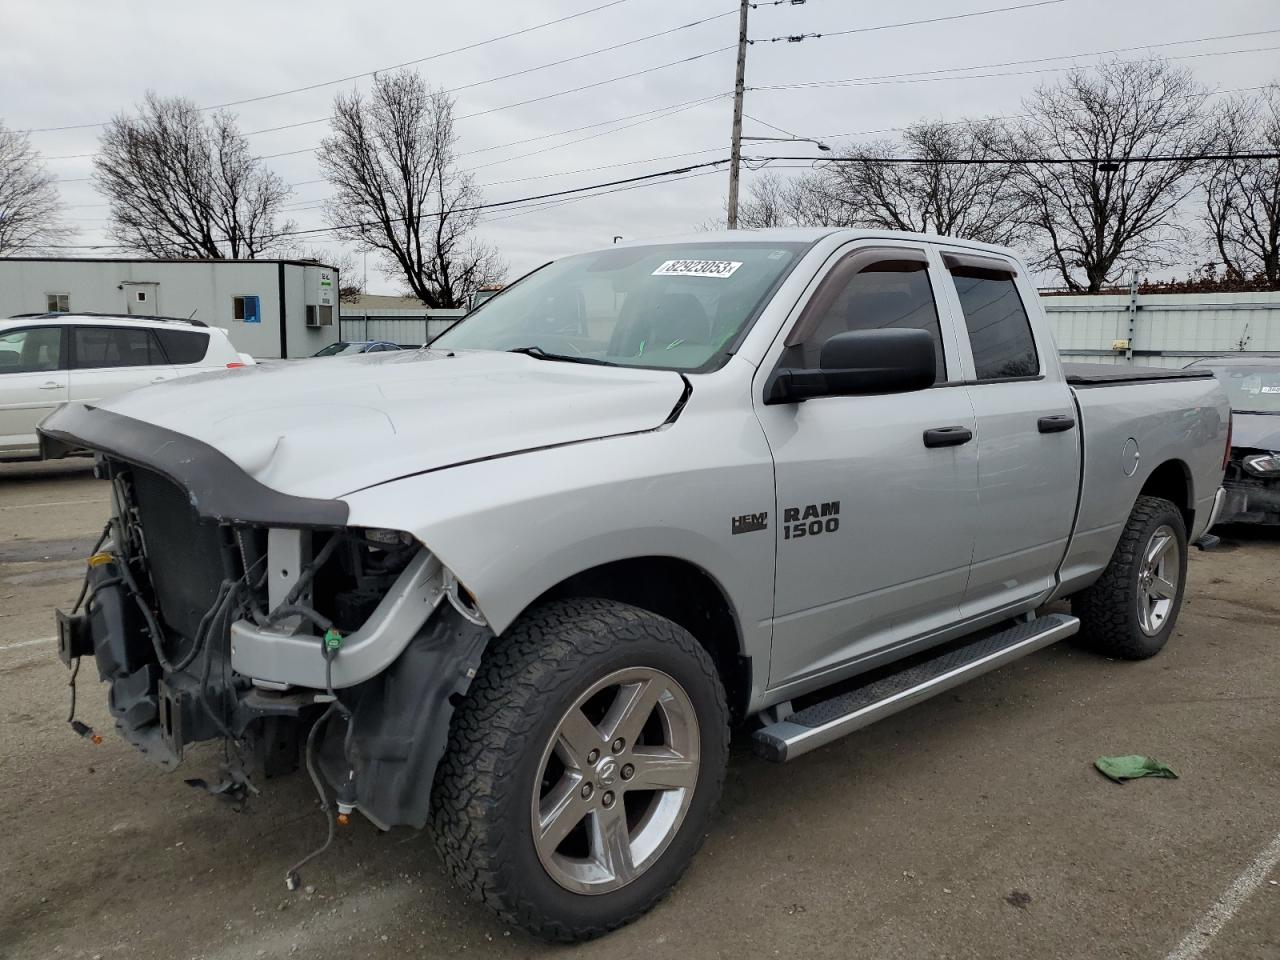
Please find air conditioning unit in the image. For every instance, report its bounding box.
[305,305,334,327]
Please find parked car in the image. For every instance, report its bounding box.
[311,340,403,357]
[0,313,251,461]
[1187,354,1280,524]
[42,230,1229,941]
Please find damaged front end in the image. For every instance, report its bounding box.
[45,403,493,834]
[1219,447,1280,525]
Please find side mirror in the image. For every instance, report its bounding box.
[765,328,937,403]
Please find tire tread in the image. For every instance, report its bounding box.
[430,597,728,942]
[1071,495,1186,660]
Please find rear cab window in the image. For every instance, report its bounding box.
[943,252,1039,381]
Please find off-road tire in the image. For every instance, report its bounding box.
[1072,495,1188,660]
[430,598,729,941]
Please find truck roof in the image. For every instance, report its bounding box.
[617,227,1027,260]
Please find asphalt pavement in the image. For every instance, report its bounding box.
[1,459,1276,960]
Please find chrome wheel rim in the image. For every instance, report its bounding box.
[1137,524,1180,637]
[530,666,700,895]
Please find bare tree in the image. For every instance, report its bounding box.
[93,93,293,258]
[810,119,1026,244]
[318,70,505,309]
[1203,86,1280,287]
[1009,60,1212,292]
[0,121,74,253]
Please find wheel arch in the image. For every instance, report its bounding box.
[1138,458,1194,532]
[530,555,752,723]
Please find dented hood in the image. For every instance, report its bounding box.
[90,349,687,500]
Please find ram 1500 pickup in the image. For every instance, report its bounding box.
[41,229,1230,941]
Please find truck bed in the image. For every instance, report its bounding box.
[1063,362,1215,386]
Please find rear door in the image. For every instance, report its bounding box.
[0,325,68,455]
[755,241,979,688]
[69,325,178,404]
[935,249,1080,617]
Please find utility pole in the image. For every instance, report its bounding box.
[726,0,750,229]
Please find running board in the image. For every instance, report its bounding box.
[752,613,1079,763]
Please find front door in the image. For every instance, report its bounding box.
[0,325,68,456]
[755,242,979,689]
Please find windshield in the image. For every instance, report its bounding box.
[432,241,809,371]
[313,342,360,357]
[1203,363,1280,414]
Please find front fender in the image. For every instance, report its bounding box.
[339,408,777,671]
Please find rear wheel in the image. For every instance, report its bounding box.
[1072,495,1188,660]
[430,598,729,941]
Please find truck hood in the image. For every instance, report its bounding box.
[96,349,688,500]
[1231,411,1280,452]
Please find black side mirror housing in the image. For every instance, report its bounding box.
[765,328,937,403]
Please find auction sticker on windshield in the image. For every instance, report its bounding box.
[653,259,743,278]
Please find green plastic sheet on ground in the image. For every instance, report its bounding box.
[1094,755,1179,783]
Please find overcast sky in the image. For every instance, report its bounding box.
[2,0,1277,292]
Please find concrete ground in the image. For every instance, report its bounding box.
[1,459,1277,960]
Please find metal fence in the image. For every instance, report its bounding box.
[1042,289,1280,368]
[338,310,467,347]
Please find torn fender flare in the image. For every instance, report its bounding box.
[319,603,492,831]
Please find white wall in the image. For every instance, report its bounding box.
[0,259,340,359]
[1042,290,1280,368]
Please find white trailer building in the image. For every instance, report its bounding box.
[0,257,341,359]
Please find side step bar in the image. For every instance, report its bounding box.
[752,612,1079,763]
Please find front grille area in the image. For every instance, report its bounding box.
[125,467,231,644]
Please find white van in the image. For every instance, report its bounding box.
[0,312,253,461]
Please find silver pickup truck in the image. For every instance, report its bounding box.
[41,229,1229,941]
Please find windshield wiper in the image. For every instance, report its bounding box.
[507,345,618,367]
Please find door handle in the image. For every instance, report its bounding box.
[150,376,168,384]
[1038,414,1076,433]
[923,425,974,448]
[39,381,62,390]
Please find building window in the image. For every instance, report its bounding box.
[233,295,261,324]
[46,294,70,313]
[318,305,333,326]
[136,291,148,303]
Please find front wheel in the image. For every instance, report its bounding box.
[1072,495,1189,660]
[430,598,729,941]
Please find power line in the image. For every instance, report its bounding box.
[464,96,726,172]
[456,46,736,120]
[238,11,737,139]
[42,145,1280,252]
[41,160,734,249]
[17,0,637,134]
[751,42,1280,94]
[748,151,1280,165]
[808,82,1274,142]
[45,27,1275,162]
[751,0,1070,44]
[248,49,734,161]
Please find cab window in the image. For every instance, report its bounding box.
[782,247,946,382]
[0,326,65,374]
[946,261,1039,380]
